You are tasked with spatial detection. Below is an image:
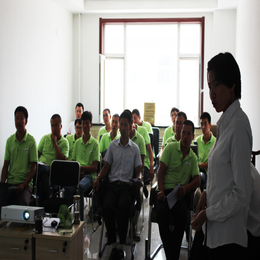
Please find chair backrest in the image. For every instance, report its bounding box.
[152,127,160,157]
[50,160,80,187]
[251,150,260,166]
[149,133,154,150]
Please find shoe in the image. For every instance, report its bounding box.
[129,224,141,242]
[143,185,148,198]
[133,231,140,242]
[109,247,118,260]
[116,249,125,260]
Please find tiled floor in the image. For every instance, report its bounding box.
[82,189,190,260]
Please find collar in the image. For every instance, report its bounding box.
[217,99,240,135]
[15,130,28,142]
[118,137,131,147]
[177,140,193,159]
[80,134,93,145]
[131,129,138,140]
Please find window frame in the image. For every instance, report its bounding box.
[99,17,205,125]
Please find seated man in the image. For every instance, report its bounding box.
[165,111,187,145]
[132,109,153,134]
[98,108,112,142]
[66,118,83,161]
[93,110,142,260]
[67,102,84,135]
[156,120,200,260]
[65,111,100,221]
[1,106,37,206]
[195,112,216,174]
[162,107,179,147]
[38,114,69,206]
[131,114,154,197]
[99,113,120,163]
[159,111,187,159]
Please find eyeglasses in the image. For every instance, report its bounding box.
[75,126,82,130]
[103,114,109,118]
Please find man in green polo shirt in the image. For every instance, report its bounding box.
[1,106,37,206]
[156,120,200,260]
[100,114,121,163]
[37,114,69,206]
[132,109,153,134]
[195,112,216,174]
[162,107,179,146]
[132,118,154,198]
[66,118,83,161]
[98,108,112,142]
[65,111,100,221]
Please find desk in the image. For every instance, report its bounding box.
[34,221,84,260]
[0,221,84,260]
[0,222,34,260]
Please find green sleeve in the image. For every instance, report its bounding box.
[160,143,170,166]
[38,135,45,153]
[93,141,100,162]
[61,138,69,158]
[4,138,10,161]
[29,137,38,163]
[191,153,200,177]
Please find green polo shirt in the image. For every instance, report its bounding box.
[4,131,37,188]
[160,141,199,190]
[131,130,146,157]
[72,135,100,181]
[66,134,77,161]
[100,131,121,154]
[136,124,151,169]
[142,121,153,134]
[195,132,216,169]
[38,134,69,167]
[162,125,175,147]
[97,126,109,143]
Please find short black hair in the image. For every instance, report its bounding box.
[120,110,132,125]
[132,109,140,117]
[74,118,82,126]
[15,106,28,120]
[103,108,111,115]
[170,107,179,116]
[207,52,241,99]
[176,111,187,120]
[81,111,92,123]
[200,112,211,124]
[51,114,62,123]
[113,113,120,118]
[75,103,84,111]
[182,120,195,134]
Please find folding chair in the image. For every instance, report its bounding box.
[145,182,201,260]
[42,160,80,215]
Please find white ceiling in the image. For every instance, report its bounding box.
[52,0,240,14]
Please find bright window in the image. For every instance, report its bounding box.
[99,18,204,126]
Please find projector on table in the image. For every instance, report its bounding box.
[1,205,44,224]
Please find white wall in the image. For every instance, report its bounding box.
[0,0,73,168]
[236,0,260,169]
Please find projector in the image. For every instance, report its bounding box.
[1,205,44,224]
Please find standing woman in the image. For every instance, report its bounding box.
[191,52,252,260]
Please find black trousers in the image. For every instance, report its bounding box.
[156,190,188,260]
[103,182,132,245]
[209,243,247,260]
[247,230,260,260]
